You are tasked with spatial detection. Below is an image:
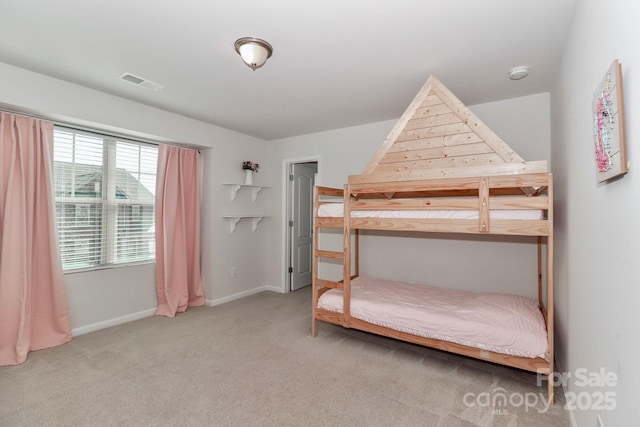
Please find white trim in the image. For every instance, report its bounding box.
[71,307,157,337]
[567,397,577,427]
[205,285,284,307]
[553,357,577,427]
[70,285,284,336]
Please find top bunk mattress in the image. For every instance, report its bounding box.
[317,276,548,360]
[317,203,544,220]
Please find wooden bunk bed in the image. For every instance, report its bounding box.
[311,76,555,403]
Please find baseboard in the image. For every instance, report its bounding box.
[264,285,286,293]
[72,286,287,335]
[71,307,157,337]
[553,357,576,427]
[567,402,577,427]
[205,285,284,307]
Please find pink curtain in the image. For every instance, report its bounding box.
[155,145,204,317]
[0,113,72,366]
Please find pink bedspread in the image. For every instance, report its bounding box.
[317,276,548,360]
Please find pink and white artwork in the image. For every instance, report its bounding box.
[593,59,628,183]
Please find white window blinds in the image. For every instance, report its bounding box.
[53,127,158,271]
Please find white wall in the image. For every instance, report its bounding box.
[0,62,270,333]
[201,138,275,305]
[266,93,551,299]
[551,1,640,425]
[266,119,397,289]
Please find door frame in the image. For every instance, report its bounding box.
[282,156,321,292]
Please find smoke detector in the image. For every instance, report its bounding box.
[119,72,165,91]
[508,66,529,80]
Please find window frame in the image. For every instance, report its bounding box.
[53,126,158,273]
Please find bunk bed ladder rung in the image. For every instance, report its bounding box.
[314,279,344,290]
[316,249,345,260]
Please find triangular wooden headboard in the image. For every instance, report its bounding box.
[350,76,547,184]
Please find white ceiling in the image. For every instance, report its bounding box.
[0,0,576,141]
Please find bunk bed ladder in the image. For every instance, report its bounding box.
[312,185,357,336]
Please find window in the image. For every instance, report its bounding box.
[53,127,158,271]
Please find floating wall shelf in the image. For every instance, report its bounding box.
[222,183,269,202]
[222,215,269,233]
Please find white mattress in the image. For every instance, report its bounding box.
[317,202,543,220]
[317,276,549,360]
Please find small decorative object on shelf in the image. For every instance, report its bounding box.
[242,160,260,185]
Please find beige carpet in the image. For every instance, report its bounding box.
[0,287,570,426]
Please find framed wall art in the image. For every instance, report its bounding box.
[593,59,628,183]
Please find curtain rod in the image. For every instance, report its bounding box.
[0,107,203,152]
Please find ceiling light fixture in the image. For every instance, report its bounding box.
[234,37,273,70]
[508,66,529,80]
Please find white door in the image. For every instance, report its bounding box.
[289,162,317,291]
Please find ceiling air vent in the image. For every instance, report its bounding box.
[119,72,164,91]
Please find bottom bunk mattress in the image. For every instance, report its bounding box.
[317,276,549,360]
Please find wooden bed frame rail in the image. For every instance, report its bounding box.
[346,173,551,236]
